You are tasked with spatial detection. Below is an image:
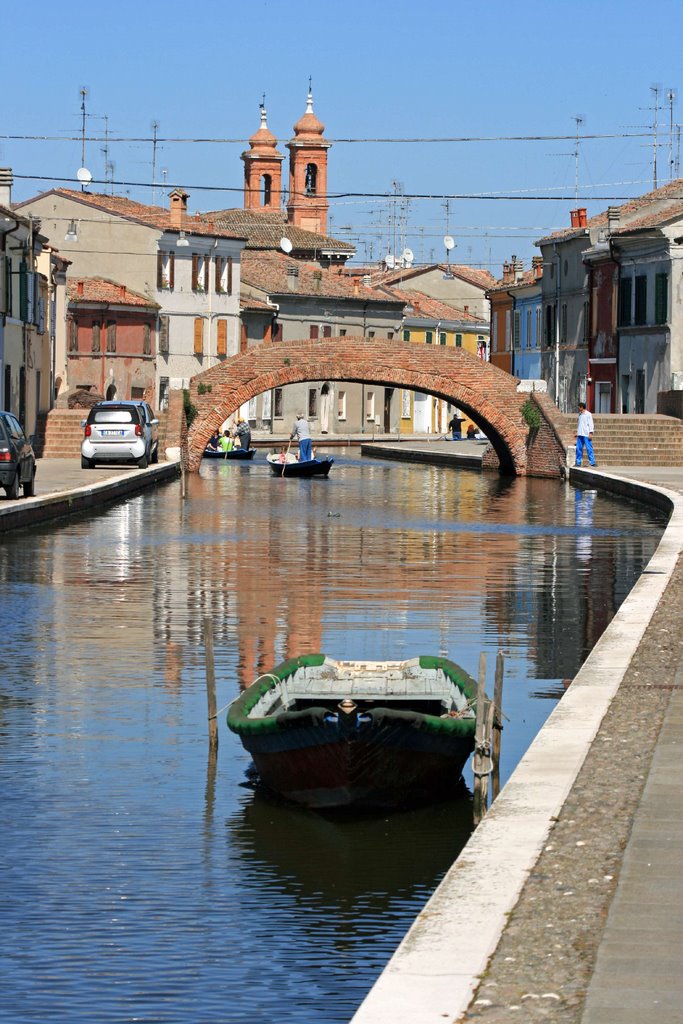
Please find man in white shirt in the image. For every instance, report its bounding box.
[575,402,596,467]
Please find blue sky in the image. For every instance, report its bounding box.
[4,0,683,274]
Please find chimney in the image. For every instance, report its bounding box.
[312,269,322,292]
[532,255,543,279]
[463,304,469,314]
[578,208,587,228]
[0,168,13,207]
[502,260,513,284]
[77,280,84,296]
[168,188,189,229]
[287,265,299,292]
[119,285,126,299]
[570,209,580,228]
[607,206,620,236]
[512,255,524,282]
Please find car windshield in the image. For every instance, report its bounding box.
[90,409,138,425]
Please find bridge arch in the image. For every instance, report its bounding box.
[185,336,531,473]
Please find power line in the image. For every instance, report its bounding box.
[13,171,682,203]
[0,130,658,145]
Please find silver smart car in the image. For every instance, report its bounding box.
[81,401,159,469]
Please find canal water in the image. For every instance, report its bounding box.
[1,449,667,1023]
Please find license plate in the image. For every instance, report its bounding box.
[102,430,125,436]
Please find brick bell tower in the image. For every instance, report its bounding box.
[241,101,284,212]
[286,86,330,233]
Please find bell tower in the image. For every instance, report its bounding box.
[241,101,284,212]
[286,86,330,234]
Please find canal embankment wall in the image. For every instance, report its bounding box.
[351,463,683,1024]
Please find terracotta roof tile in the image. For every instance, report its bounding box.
[382,288,485,323]
[347,262,496,291]
[67,276,160,308]
[536,178,683,245]
[200,207,354,254]
[17,189,246,241]
[240,250,401,304]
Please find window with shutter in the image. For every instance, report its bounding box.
[157,252,163,290]
[92,322,101,352]
[227,257,233,296]
[5,257,12,317]
[216,319,227,357]
[655,273,668,325]
[455,333,462,348]
[323,325,332,337]
[619,277,632,325]
[169,252,175,290]
[634,275,647,325]
[403,329,410,341]
[143,323,151,355]
[68,318,78,352]
[19,260,28,322]
[310,325,319,339]
[425,331,433,344]
[159,315,169,354]
[191,255,198,291]
[106,320,116,352]
[215,257,223,293]
[194,317,204,355]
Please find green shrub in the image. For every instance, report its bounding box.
[521,398,541,430]
[183,389,198,427]
[197,382,212,396]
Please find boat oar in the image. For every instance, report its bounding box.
[282,438,292,477]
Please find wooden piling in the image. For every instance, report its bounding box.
[180,459,186,500]
[492,651,504,802]
[203,615,218,750]
[472,652,488,825]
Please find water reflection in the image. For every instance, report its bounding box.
[0,449,667,1024]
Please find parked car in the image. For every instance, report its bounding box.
[0,411,36,499]
[81,401,159,470]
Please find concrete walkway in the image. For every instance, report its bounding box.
[0,457,179,532]
[350,461,683,1024]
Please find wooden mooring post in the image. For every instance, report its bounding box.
[472,650,505,826]
[203,615,218,750]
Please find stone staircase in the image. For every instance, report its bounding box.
[35,408,171,460]
[557,413,683,467]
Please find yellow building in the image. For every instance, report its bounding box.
[386,289,490,436]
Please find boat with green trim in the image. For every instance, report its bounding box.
[227,654,478,809]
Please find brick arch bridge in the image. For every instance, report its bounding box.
[185,337,556,475]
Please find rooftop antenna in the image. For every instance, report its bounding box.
[443,198,455,278]
[151,120,160,205]
[667,89,677,182]
[572,114,584,205]
[77,86,92,191]
[651,83,661,189]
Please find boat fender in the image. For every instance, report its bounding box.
[324,712,339,724]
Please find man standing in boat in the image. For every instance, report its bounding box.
[235,417,251,452]
[290,413,312,462]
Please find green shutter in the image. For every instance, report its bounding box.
[455,333,462,348]
[19,260,28,322]
[425,331,433,344]
[403,329,410,341]
[655,273,668,325]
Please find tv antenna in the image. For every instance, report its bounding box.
[151,120,160,204]
[442,198,455,277]
[667,88,678,181]
[572,115,584,204]
[77,86,92,190]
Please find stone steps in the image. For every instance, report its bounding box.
[557,413,683,466]
[36,408,171,460]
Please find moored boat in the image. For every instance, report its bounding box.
[204,446,256,460]
[227,654,478,808]
[266,453,334,478]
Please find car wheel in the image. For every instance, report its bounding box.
[137,452,149,469]
[23,468,35,498]
[81,455,94,470]
[151,444,159,464]
[4,472,21,500]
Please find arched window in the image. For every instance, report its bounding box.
[262,174,272,207]
[304,163,317,195]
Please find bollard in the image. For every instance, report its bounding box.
[203,615,218,750]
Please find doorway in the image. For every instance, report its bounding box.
[596,382,612,413]
[383,388,393,433]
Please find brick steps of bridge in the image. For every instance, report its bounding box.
[35,409,170,460]
[557,413,683,467]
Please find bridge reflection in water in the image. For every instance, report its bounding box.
[0,450,666,1024]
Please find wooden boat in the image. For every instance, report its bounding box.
[203,445,256,460]
[266,453,334,478]
[227,654,478,808]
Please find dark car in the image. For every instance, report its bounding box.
[0,412,36,499]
